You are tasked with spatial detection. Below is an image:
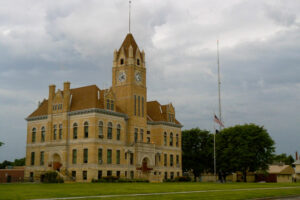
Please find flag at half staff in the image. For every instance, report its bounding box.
[214,115,224,127]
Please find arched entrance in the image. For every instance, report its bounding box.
[52,153,62,171]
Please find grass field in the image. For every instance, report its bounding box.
[1,182,300,200]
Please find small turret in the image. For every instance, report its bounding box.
[113,33,145,67]
[128,45,134,65]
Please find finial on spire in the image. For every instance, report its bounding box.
[129,0,131,33]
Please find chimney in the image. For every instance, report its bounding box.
[63,82,71,112]
[64,82,70,91]
[296,151,298,161]
[48,84,56,114]
[49,85,56,99]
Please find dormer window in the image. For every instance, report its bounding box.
[137,59,140,65]
[120,58,124,65]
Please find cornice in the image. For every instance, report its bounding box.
[147,121,183,128]
[26,108,129,121]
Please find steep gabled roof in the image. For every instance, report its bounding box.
[69,85,102,111]
[119,33,140,58]
[28,85,119,118]
[28,99,48,118]
[147,100,181,125]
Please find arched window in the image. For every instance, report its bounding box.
[120,58,124,65]
[134,128,138,142]
[164,132,167,146]
[41,127,45,142]
[107,122,112,139]
[98,121,103,138]
[84,122,89,138]
[32,128,36,143]
[111,100,114,110]
[53,125,57,140]
[59,124,63,140]
[73,123,78,139]
[140,129,144,142]
[106,99,110,109]
[137,59,140,65]
[117,124,121,140]
[176,134,179,147]
[170,132,173,146]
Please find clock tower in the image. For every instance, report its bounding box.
[112,33,147,143]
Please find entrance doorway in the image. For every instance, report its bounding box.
[52,153,62,171]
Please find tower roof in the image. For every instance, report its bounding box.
[119,33,139,57]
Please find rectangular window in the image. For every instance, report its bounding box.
[177,172,180,177]
[72,149,77,164]
[170,155,174,167]
[176,155,179,166]
[111,100,114,110]
[40,151,44,166]
[59,124,62,139]
[125,171,127,177]
[134,95,136,115]
[147,137,150,143]
[138,96,140,116]
[130,171,134,179]
[53,125,57,140]
[98,170,102,179]
[164,172,168,180]
[117,171,120,178]
[134,128,138,142]
[83,171,87,180]
[107,149,112,164]
[164,154,167,166]
[30,172,34,182]
[107,170,112,176]
[116,150,120,164]
[83,148,88,164]
[72,171,76,180]
[171,172,174,180]
[31,152,35,166]
[98,148,102,164]
[142,97,144,117]
[130,153,134,165]
[140,129,143,142]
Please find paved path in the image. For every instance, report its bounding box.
[31,186,300,200]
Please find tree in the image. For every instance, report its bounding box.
[182,128,214,180]
[216,124,275,182]
[0,157,25,169]
[14,158,25,166]
[273,153,294,166]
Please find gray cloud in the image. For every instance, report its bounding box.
[0,0,300,161]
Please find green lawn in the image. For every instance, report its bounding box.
[1,182,300,200]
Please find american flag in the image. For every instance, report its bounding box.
[214,115,224,127]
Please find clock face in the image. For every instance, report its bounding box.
[118,71,126,82]
[135,72,142,82]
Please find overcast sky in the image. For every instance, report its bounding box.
[0,0,300,161]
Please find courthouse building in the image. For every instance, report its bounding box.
[25,33,183,182]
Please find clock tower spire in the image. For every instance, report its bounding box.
[112,33,147,143]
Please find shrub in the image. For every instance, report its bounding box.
[42,171,64,183]
[174,176,192,182]
[92,177,149,183]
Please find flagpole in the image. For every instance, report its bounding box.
[213,118,216,182]
[217,40,222,130]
